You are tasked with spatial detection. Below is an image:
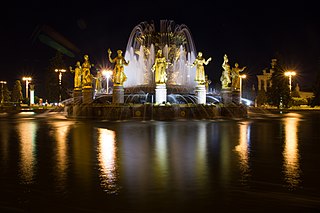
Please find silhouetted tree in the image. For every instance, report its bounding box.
[0,83,10,103]
[11,80,23,103]
[267,59,291,108]
[311,69,320,107]
[45,51,67,103]
[256,90,267,106]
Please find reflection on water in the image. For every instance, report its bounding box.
[154,124,169,187]
[1,112,319,212]
[0,122,9,169]
[49,121,74,191]
[283,113,301,189]
[235,121,251,183]
[18,121,37,184]
[97,128,119,193]
[195,122,208,188]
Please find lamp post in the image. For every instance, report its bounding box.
[0,80,7,104]
[22,77,32,99]
[55,69,66,102]
[102,69,113,94]
[239,74,246,102]
[284,71,296,94]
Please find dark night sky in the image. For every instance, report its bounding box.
[2,1,320,98]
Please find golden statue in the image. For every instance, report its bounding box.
[191,52,212,85]
[69,61,82,89]
[151,49,169,84]
[94,70,103,93]
[108,48,129,86]
[205,75,212,93]
[220,54,231,89]
[231,62,246,90]
[81,54,93,88]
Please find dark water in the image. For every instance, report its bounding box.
[1,110,320,212]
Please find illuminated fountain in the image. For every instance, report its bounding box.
[66,20,248,120]
[124,20,197,91]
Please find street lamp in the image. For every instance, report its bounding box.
[55,69,66,102]
[0,80,7,104]
[22,77,32,99]
[284,71,296,94]
[239,74,246,102]
[102,69,113,94]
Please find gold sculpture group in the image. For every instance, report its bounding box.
[220,54,246,90]
[70,50,245,91]
[70,54,94,90]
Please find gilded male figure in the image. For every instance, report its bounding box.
[231,62,246,90]
[108,49,129,86]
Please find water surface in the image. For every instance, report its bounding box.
[1,111,320,212]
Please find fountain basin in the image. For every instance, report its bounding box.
[66,103,247,121]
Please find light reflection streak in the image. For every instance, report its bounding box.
[18,121,37,184]
[49,121,73,190]
[283,113,301,189]
[195,123,208,187]
[235,121,251,182]
[220,123,231,184]
[155,124,168,186]
[0,123,9,168]
[97,128,118,193]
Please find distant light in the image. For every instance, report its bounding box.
[55,69,66,73]
[102,69,113,78]
[240,74,247,79]
[241,98,253,106]
[22,77,32,81]
[284,71,296,76]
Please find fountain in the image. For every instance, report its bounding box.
[66,20,248,120]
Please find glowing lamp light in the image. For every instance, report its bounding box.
[240,74,247,103]
[55,69,66,102]
[0,80,7,104]
[284,71,296,93]
[22,77,32,99]
[102,69,113,78]
[102,69,113,94]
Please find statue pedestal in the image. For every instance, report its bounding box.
[82,87,93,104]
[30,89,35,105]
[195,84,206,104]
[221,88,232,105]
[73,88,82,98]
[232,90,241,104]
[155,84,167,104]
[113,85,124,104]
